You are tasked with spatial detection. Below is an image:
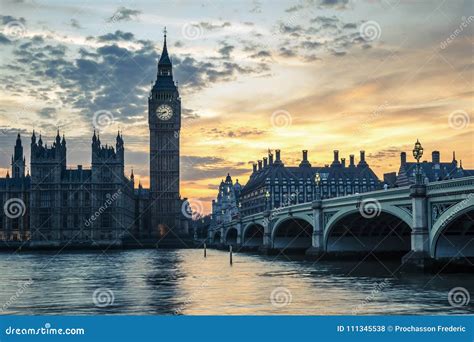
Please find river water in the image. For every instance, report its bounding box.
[0,249,472,315]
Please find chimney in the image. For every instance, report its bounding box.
[269,153,274,165]
[77,165,82,170]
[331,150,341,167]
[349,154,355,167]
[401,152,406,165]
[252,164,257,173]
[432,151,440,164]
[263,157,268,167]
[258,160,263,171]
[341,158,346,168]
[299,149,311,167]
[275,149,281,162]
[358,150,367,167]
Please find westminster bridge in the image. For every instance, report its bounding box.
[208,177,474,270]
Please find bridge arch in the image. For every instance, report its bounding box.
[324,205,412,255]
[271,214,313,251]
[430,197,474,259]
[225,227,238,245]
[242,223,264,247]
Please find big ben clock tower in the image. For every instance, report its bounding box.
[149,29,182,244]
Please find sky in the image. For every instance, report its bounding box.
[0,0,472,213]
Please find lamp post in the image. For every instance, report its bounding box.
[314,172,321,201]
[412,139,424,185]
[264,190,271,210]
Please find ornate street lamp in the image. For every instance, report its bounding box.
[264,190,271,210]
[314,172,321,200]
[412,139,424,184]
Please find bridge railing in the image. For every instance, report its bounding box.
[227,177,474,226]
[427,176,474,193]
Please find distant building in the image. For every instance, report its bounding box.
[388,150,474,187]
[239,149,381,216]
[29,130,135,247]
[0,134,30,242]
[211,174,242,228]
[191,215,212,240]
[0,131,152,247]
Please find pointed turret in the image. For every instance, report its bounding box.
[55,129,61,146]
[158,27,172,67]
[12,133,25,178]
[156,27,174,82]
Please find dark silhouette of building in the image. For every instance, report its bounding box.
[239,149,381,216]
[391,150,474,187]
[148,30,187,245]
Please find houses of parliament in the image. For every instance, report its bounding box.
[0,33,190,248]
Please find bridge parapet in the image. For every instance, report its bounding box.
[209,177,474,269]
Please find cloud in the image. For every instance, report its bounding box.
[218,42,235,59]
[94,30,135,42]
[70,19,82,29]
[1,28,270,132]
[37,107,57,119]
[202,127,266,139]
[368,147,401,159]
[0,33,11,44]
[279,46,296,58]
[199,21,231,31]
[107,7,141,22]
[318,0,350,9]
[181,156,249,181]
[249,50,272,59]
[0,15,26,25]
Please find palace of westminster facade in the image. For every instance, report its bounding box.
[0,33,189,247]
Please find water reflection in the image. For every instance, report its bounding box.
[0,249,472,315]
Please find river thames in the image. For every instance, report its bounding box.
[0,249,472,315]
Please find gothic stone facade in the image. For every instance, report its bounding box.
[148,32,185,242]
[0,34,188,248]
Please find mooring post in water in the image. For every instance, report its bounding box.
[230,245,233,265]
[204,243,207,258]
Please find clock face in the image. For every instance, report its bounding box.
[156,104,173,120]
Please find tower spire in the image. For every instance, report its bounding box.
[158,27,172,68]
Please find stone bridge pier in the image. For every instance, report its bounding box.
[209,177,474,271]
